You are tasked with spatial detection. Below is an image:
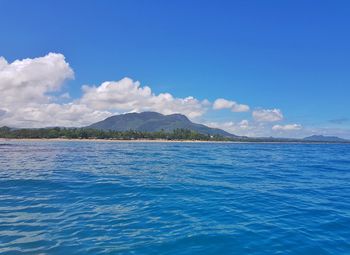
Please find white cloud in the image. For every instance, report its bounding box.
[207,119,303,137]
[0,104,112,128]
[79,77,208,118]
[0,53,74,107]
[213,98,233,109]
[205,119,255,136]
[0,53,210,127]
[252,108,283,122]
[239,119,249,129]
[213,98,250,112]
[272,124,302,131]
[0,53,111,128]
[0,53,308,138]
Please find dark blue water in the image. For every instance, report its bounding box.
[0,141,350,254]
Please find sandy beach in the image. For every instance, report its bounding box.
[0,138,235,143]
[1,138,342,144]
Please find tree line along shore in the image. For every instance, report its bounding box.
[0,127,233,141]
[1,126,349,143]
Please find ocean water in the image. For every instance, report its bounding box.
[0,141,350,255]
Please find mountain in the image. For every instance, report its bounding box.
[303,135,348,142]
[87,112,238,138]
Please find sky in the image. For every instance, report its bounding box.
[0,0,350,138]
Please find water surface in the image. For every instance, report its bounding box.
[0,141,350,254]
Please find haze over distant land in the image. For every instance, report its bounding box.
[87,112,349,142]
[1,112,349,143]
[0,1,349,139]
[302,135,349,143]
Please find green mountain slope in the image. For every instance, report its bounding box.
[87,112,238,138]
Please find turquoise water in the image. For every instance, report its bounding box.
[0,141,350,254]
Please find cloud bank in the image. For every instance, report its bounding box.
[0,53,213,127]
[79,78,209,118]
[0,53,309,137]
[0,53,113,127]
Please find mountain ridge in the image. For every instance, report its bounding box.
[87,111,238,138]
[303,135,348,142]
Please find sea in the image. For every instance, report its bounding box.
[0,141,349,254]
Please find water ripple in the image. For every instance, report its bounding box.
[0,141,350,254]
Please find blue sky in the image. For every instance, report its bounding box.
[0,0,349,138]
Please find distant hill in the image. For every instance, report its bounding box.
[303,135,348,142]
[87,112,238,138]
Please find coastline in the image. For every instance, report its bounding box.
[0,138,233,143]
[1,138,349,144]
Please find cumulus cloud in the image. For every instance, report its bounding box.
[0,53,112,127]
[0,53,211,127]
[0,53,301,136]
[252,108,283,122]
[79,77,209,118]
[272,124,302,131]
[0,53,74,107]
[213,98,250,112]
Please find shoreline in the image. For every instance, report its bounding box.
[0,138,349,144]
[0,138,233,143]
